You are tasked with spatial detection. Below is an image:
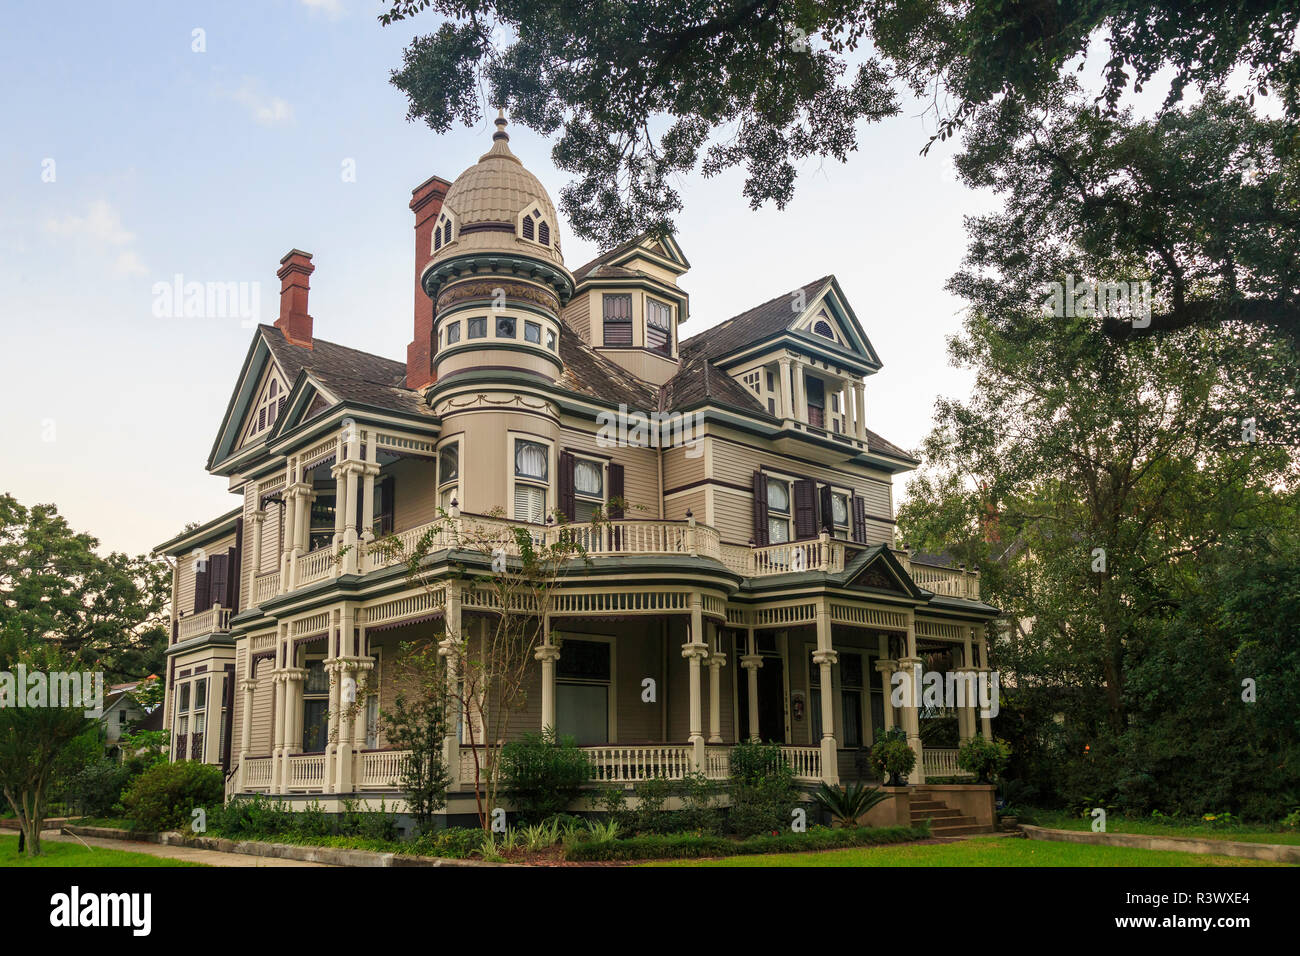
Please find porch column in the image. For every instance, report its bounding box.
[978,630,993,740]
[814,598,839,785]
[874,658,896,734]
[958,626,976,742]
[279,489,296,594]
[346,663,371,791]
[739,629,762,742]
[778,358,795,420]
[853,381,866,440]
[441,581,463,785]
[792,362,809,423]
[332,438,347,554]
[250,509,265,578]
[706,623,726,745]
[361,434,379,546]
[536,629,560,734]
[271,628,289,792]
[899,615,923,783]
[683,593,709,769]
[237,674,257,791]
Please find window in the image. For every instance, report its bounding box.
[246,374,287,441]
[307,483,337,552]
[573,458,604,522]
[813,319,835,339]
[438,441,459,512]
[522,215,534,241]
[468,316,487,339]
[806,376,825,428]
[513,439,548,523]
[524,320,541,344]
[809,653,822,742]
[521,207,551,247]
[602,294,633,346]
[556,639,611,745]
[538,221,550,245]
[646,299,672,355]
[445,321,461,345]
[433,213,454,251]
[545,329,557,351]
[496,315,516,338]
[302,658,328,752]
[366,695,379,749]
[766,477,791,544]
[841,653,866,748]
[831,491,850,531]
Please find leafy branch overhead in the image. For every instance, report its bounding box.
[379,1,1300,250]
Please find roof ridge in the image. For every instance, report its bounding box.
[680,274,834,350]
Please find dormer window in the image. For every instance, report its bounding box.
[646,298,672,356]
[433,213,455,252]
[813,319,835,339]
[806,377,825,428]
[520,206,552,248]
[602,294,633,346]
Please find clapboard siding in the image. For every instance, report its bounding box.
[558,426,660,519]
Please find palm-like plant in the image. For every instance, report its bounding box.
[814,782,887,827]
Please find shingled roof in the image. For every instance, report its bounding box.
[259,325,431,418]
[679,275,833,363]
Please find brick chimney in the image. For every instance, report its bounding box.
[275,249,314,348]
[406,175,452,389]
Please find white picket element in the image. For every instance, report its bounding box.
[254,571,280,605]
[242,756,273,791]
[358,750,411,789]
[178,605,230,641]
[296,546,335,587]
[585,745,695,782]
[922,747,973,779]
[780,746,822,782]
[285,754,326,790]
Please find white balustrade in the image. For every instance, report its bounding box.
[242,756,273,791]
[921,747,973,779]
[296,546,335,587]
[285,754,326,790]
[358,750,411,789]
[585,745,695,782]
[254,571,280,605]
[779,746,823,782]
[177,605,231,641]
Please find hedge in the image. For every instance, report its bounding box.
[564,823,930,862]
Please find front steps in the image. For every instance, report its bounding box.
[910,788,993,837]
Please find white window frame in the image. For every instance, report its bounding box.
[508,433,555,525]
[437,436,463,514]
[553,632,618,743]
[829,486,852,536]
[571,454,607,522]
[765,473,795,544]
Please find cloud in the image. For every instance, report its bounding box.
[45,199,136,245]
[111,250,149,278]
[230,78,294,127]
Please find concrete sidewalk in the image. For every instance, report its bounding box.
[44,829,334,867]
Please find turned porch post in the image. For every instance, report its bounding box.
[814,598,840,785]
[978,630,994,740]
[237,673,257,791]
[683,593,709,769]
[536,612,559,733]
[706,622,727,745]
[361,431,379,547]
[739,630,762,742]
[899,617,923,784]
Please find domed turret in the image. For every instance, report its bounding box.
[422,113,573,385]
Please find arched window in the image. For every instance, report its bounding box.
[538,221,550,245]
[434,214,454,252]
[522,215,535,241]
[813,319,835,339]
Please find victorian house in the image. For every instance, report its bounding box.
[156,116,998,818]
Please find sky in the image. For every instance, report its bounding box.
[0,1,1205,557]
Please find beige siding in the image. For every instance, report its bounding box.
[389,456,438,531]
[558,426,659,519]
[249,655,275,754]
[562,292,592,343]
[662,442,705,492]
[174,531,236,618]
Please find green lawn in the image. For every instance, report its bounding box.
[646,836,1288,867]
[1026,811,1300,845]
[0,834,202,867]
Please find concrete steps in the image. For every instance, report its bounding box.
[909,790,991,836]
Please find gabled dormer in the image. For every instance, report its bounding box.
[565,232,691,386]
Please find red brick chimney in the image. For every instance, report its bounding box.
[275,249,314,348]
[406,175,452,389]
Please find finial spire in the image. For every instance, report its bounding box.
[493,107,509,141]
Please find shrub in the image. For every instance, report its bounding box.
[565,823,928,862]
[728,741,801,837]
[410,827,482,859]
[121,761,224,832]
[957,736,1012,783]
[631,774,674,834]
[1283,809,1300,830]
[813,782,887,827]
[869,728,916,785]
[63,759,133,818]
[211,794,291,838]
[500,730,592,824]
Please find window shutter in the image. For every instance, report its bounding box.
[819,484,833,533]
[793,478,818,540]
[607,462,625,519]
[207,554,229,609]
[852,495,867,543]
[751,471,769,546]
[193,562,210,614]
[227,519,243,613]
[558,450,576,521]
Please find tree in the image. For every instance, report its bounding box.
[382,639,452,833]
[357,505,598,831]
[378,1,1299,247]
[0,494,170,683]
[0,628,94,856]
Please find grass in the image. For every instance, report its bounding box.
[1025,811,1300,845]
[647,836,1289,867]
[0,834,202,867]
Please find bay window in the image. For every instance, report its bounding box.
[646,298,672,355]
[602,294,632,346]
[513,438,549,523]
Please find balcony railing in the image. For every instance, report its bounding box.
[921,747,974,779]
[177,605,230,642]
[904,558,981,601]
[297,546,335,587]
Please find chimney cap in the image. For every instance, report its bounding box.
[279,248,313,265]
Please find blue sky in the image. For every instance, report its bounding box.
[1,1,1200,556]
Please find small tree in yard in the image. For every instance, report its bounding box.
[382,638,451,834]
[363,504,598,832]
[0,632,95,856]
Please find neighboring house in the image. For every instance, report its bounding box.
[155,116,998,815]
[100,681,161,759]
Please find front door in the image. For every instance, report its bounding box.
[737,657,787,743]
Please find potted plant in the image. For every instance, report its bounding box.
[957,736,1011,784]
[813,782,887,827]
[868,728,916,787]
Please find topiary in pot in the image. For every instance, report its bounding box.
[868,728,916,787]
[957,736,1011,784]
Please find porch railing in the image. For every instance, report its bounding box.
[751,538,844,576]
[254,570,279,605]
[586,745,697,782]
[285,753,326,790]
[358,749,410,789]
[177,605,230,641]
[921,747,974,779]
[243,756,273,790]
[297,546,335,587]
[780,746,822,782]
[905,560,981,601]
